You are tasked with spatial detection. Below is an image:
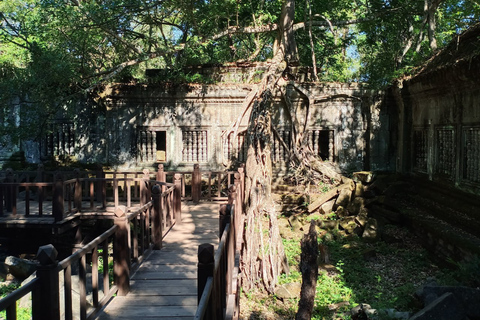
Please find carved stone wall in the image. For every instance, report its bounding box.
[94,79,391,174]
[3,65,394,174]
[392,48,480,194]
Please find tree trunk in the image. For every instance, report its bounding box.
[240,0,347,295]
[426,0,438,50]
[296,221,318,320]
[241,0,298,294]
[279,0,299,63]
[242,76,289,294]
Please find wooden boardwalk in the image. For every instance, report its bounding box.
[95,202,220,319]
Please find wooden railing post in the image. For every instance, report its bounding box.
[198,243,214,318]
[96,165,106,209]
[0,179,3,217]
[219,205,230,239]
[152,184,163,250]
[5,168,16,215]
[53,172,64,222]
[140,169,150,206]
[192,164,201,203]
[238,165,245,209]
[36,163,45,182]
[174,173,182,224]
[114,207,130,296]
[74,168,82,212]
[157,164,166,192]
[227,183,236,206]
[33,244,60,320]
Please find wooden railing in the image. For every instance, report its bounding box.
[195,172,245,320]
[0,164,244,221]
[0,181,177,320]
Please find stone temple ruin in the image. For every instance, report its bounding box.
[1,23,480,198]
[1,63,394,177]
[1,20,480,320]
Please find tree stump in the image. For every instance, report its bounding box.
[296,221,319,320]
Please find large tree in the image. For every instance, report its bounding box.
[2,0,480,291]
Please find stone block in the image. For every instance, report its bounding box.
[362,218,378,242]
[308,188,339,213]
[275,282,301,299]
[336,206,348,218]
[5,256,37,280]
[335,188,352,209]
[352,171,375,184]
[409,292,467,320]
[288,215,305,232]
[417,285,480,318]
[354,181,364,198]
[320,220,338,231]
[355,214,368,228]
[339,217,357,234]
[320,199,335,215]
[347,197,365,215]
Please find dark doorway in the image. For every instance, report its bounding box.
[156,131,167,162]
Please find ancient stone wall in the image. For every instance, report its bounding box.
[392,57,480,194]
[94,79,391,174]
[4,65,394,175]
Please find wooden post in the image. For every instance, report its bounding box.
[96,165,105,209]
[174,173,182,224]
[152,184,163,249]
[238,165,245,210]
[192,164,201,203]
[157,164,166,192]
[114,178,119,209]
[74,169,82,212]
[25,186,30,216]
[5,168,15,215]
[33,244,60,320]
[140,169,150,206]
[0,179,3,217]
[36,163,45,182]
[114,207,130,296]
[53,172,64,222]
[219,204,230,238]
[198,243,214,308]
[227,184,236,206]
[37,164,45,216]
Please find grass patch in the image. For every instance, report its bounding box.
[240,221,466,320]
[1,283,32,320]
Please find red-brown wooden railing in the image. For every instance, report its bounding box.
[0,181,177,320]
[0,164,243,221]
[195,170,245,320]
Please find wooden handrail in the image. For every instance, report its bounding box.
[0,180,179,320]
[196,167,245,320]
[194,277,214,320]
[0,278,38,317]
[0,165,242,221]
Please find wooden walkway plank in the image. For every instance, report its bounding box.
[95,202,220,320]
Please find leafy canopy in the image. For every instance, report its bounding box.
[1,0,480,139]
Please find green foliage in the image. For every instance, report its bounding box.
[282,238,302,266]
[449,254,480,287]
[0,283,32,320]
[0,283,20,297]
[244,222,476,319]
[95,248,114,285]
[0,0,479,145]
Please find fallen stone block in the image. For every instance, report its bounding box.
[352,171,375,184]
[5,256,37,280]
[416,285,480,318]
[409,292,467,320]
